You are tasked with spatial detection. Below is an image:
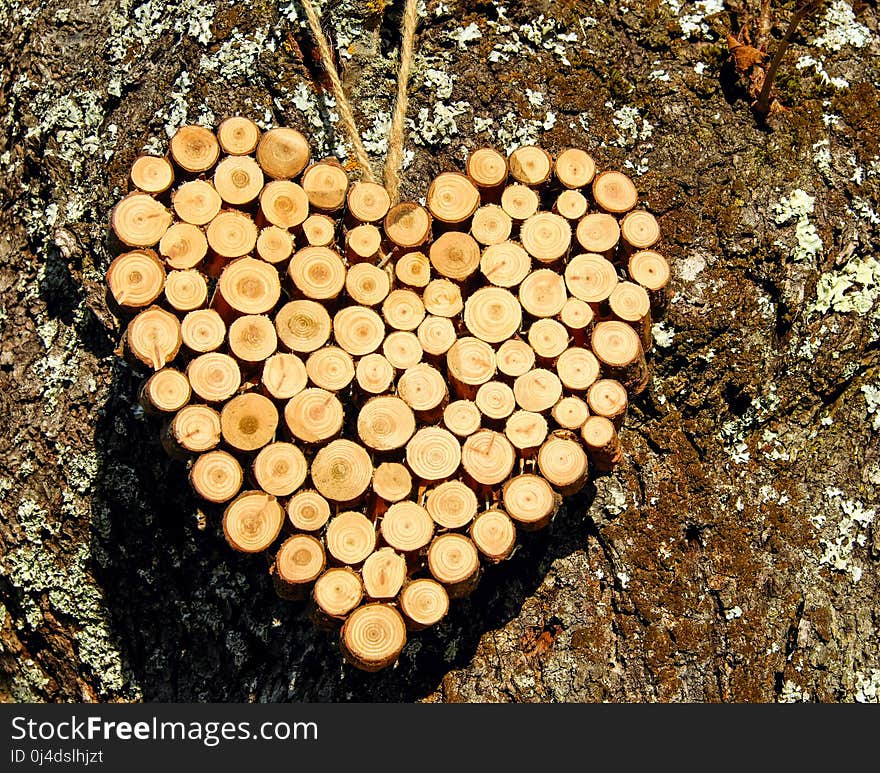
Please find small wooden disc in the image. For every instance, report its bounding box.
[306,346,355,391]
[443,400,482,437]
[260,180,309,229]
[496,338,536,378]
[314,567,363,619]
[357,396,416,451]
[340,603,406,672]
[206,210,258,258]
[417,315,456,357]
[509,145,552,186]
[311,440,374,504]
[406,427,462,481]
[218,256,281,315]
[500,183,539,221]
[425,480,478,529]
[254,442,308,496]
[380,501,435,553]
[325,511,376,565]
[222,490,284,553]
[463,286,522,343]
[400,579,449,629]
[382,288,425,332]
[587,378,629,421]
[592,320,642,368]
[620,210,660,250]
[564,253,618,303]
[164,269,207,313]
[220,392,279,452]
[519,269,567,318]
[127,305,182,370]
[628,250,670,291]
[555,189,588,221]
[556,347,600,391]
[446,336,496,388]
[256,127,310,179]
[480,240,531,288]
[288,490,332,532]
[171,404,221,453]
[355,353,395,395]
[581,414,618,450]
[559,297,595,333]
[555,148,596,188]
[284,388,344,443]
[362,548,407,600]
[427,533,479,593]
[471,508,516,562]
[385,202,431,248]
[552,395,590,430]
[170,125,220,173]
[160,222,208,270]
[256,225,294,265]
[262,352,307,399]
[186,352,241,402]
[503,473,559,530]
[397,363,447,414]
[302,161,349,211]
[395,251,431,288]
[593,170,638,214]
[423,279,463,317]
[528,318,569,361]
[609,281,651,323]
[190,450,243,503]
[333,305,385,356]
[471,204,513,246]
[461,429,515,486]
[504,409,548,451]
[141,367,191,413]
[302,213,336,247]
[213,155,264,205]
[520,212,572,264]
[429,231,481,282]
[576,213,620,254]
[217,116,260,155]
[130,155,174,194]
[112,194,173,247]
[172,180,222,226]
[466,147,508,189]
[347,181,391,223]
[276,534,326,586]
[427,172,480,224]
[346,263,391,306]
[475,380,516,421]
[537,432,589,493]
[513,368,563,412]
[107,249,165,309]
[275,299,332,353]
[372,462,412,503]
[289,246,346,300]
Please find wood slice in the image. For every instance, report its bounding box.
[587,378,629,425]
[170,404,221,453]
[302,161,349,211]
[417,315,456,357]
[256,127,310,179]
[347,181,391,223]
[443,399,481,438]
[399,579,449,630]
[394,251,431,288]
[372,462,412,504]
[466,147,508,194]
[609,281,652,350]
[306,346,355,391]
[382,288,425,332]
[130,155,174,194]
[313,567,363,623]
[172,180,222,226]
[333,305,385,356]
[362,548,406,600]
[287,490,332,532]
[253,442,308,496]
[475,380,516,421]
[112,193,173,247]
[160,222,208,270]
[427,533,480,598]
[326,511,376,565]
[213,156,264,205]
[222,491,284,553]
[429,231,481,282]
[107,249,165,309]
[346,224,382,263]
[289,246,346,301]
[504,409,548,453]
[513,368,563,412]
[311,440,373,505]
[559,297,595,341]
[217,116,260,155]
[140,368,191,414]
[592,320,649,393]
[552,396,590,431]
[216,256,281,316]
[220,392,279,452]
[471,204,513,246]
[207,210,259,259]
[427,171,480,224]
[164,269,208,313]
[357,396,416,451]
[555,148,596,189]
[620,210,660,250]
[463,286,522,343]
[576,213,620,254]
[340,603,406,672]
[260,180,309,229]
[500,183,539,222]
[127,305,182,370]
[509,145,552,186]
[581,415,622,472]
[537,431,590,496]
[471,508,516,563]
[284,388,344,443]
[520,212,571,265]
[262,352,307,399]
[554,189,588,221]
[384,202,431,249]
[406,426,461,482]
[528,318,569,361]
[355,353,395,395]
[256,225,294,265]
[190,450,243,503]
[447,336,496,397]
[187,352,241,402]
[274,534,326,599]
[564,253,619,303]
[503,473,560,530]
[346,263,391,306]
[425,480,478,529]
[380,501,434,554]
[556,347,600,391]
[628,249,670,305]
[422,278,463,317]
[480,240,531,288]
[397,363,448,422]
[519,268,567,318]
[461,429,515,486]
[170,125,220,172]
[275,299,331,353]
[593,170,638,214]
[383,333,425,375]
[301,213,336,247]
[496,338,536,378]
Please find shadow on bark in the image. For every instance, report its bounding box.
[90,366,596,701]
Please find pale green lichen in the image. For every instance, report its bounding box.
[810,487,875,583]
[814,0,871,52]
[810,255,880,316]
[664,0,724,40]
[608,103,654,148]
[774,189,823,264]
[854,669,880,703]
[862,383,880,431]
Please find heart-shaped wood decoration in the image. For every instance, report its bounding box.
[107,117,669,672]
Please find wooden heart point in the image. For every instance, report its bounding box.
[108,118,671,672]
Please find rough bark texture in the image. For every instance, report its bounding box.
[1,0,879,703]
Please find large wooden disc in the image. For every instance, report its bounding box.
[333,305,385,356]
[609,281,651,323]
[372,462,412,503]
[593,170,638,214]
[217,257,281,315]
[128,305,181,370]
[620,210,660,250]
[170,125,220,172]
[340,603,406,672]
[289,246,346,301]
[190,450,243,503]
[253,442,308,496]
[628,250,670,291]
[380,501,434,553]
[385,202,431,248]
[362,548,407,600]
[306,346,355,391]
[466,147,508,189]
[260,180,309,229]
[538,431,589,492]
[399,579,449,629]
[463,286,522,343]
[503,473,559,530]
[130,155,174,194]
[406,427,461,481]
[427,172,480,223]
[171,404,221,453]
[311,440,373,503]
[519,268,567,318]
[256,127,310,179]
[556,347,600,391]
[222,491,284,553]
[429,231,481,282]
[160,222,208,270]
[592,320,643,368]
[423,279,463,317]
[513,368,563,412]
[314,567,363,618]
[461,429,515,486]
[187,352,241,402]
[213,155,264,205]
[425,480,478,529]
[326,511,376,564]
[480,241,532,288]
[172,181,222,226]
[302,161,349,211]
[565,253,619,302]
[446,337,496,388]
[346,263,391,306]
[509,145,552,186]
[555,148,596,188]
[220,392,279,452]
[206,210,258,258]
[576,213,620,253]
[275,299,332,353]
[112,194,173,246]
[217,116,260,155]
[107,249,165,309]
[443,399,481,437]
[261,352,308,399]
[284,388,344,443]
[471,508,516,562]
[287,490,332,532]
[357,396,416,451]
[276,534,326,587]
[520,212,571,264]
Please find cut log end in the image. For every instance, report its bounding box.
[340,603,407,672]
[222,491,285,553]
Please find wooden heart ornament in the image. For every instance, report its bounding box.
[107,117,670,672]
